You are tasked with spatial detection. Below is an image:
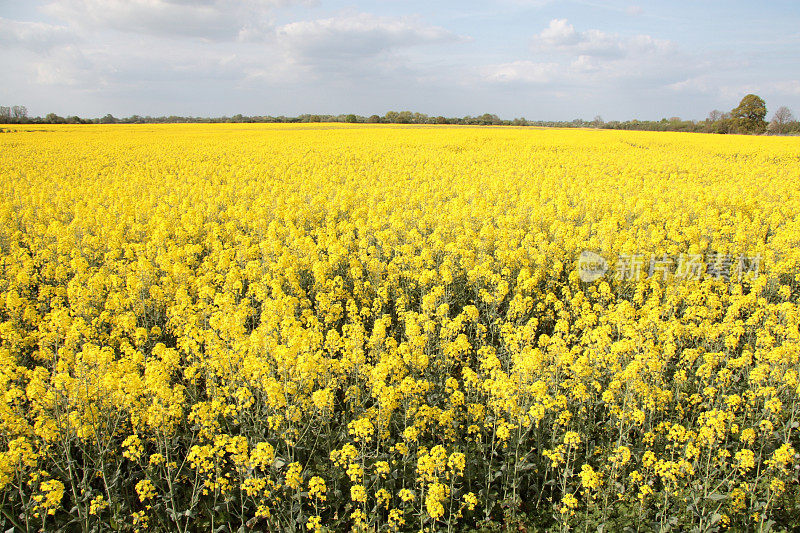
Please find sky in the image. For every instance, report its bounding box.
[1,0,799,121]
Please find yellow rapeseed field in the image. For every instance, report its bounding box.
[1,124,799,531]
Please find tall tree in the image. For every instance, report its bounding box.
[11,105,28,120]
[768,105,795,134]
[731,94,767,133]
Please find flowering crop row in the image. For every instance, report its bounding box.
[1,124,799,531]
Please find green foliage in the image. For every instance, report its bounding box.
[4,95,799,135]
[731,94,768,134]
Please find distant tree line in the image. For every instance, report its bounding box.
[2,94,797,134]
[596,95,798,135]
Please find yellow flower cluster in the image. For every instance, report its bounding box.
[308,476,327,501]
[0,123,798,530]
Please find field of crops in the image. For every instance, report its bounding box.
[1,124,799,531]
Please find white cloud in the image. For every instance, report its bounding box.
[479,60,558,83]
[276,13,463,62]
[5,9,467,97]
[770,80,800,96]
[669,77,800,101]
[667,77,713,94]
[41,0,296,40]
[0,17,76,51]
[499,0,554,6]
[34,57,82,86]
[480,19,693,90]
[532,18,672,59]
[5,3,793,121]
[538,18,579,46]
[570,55,599,73]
